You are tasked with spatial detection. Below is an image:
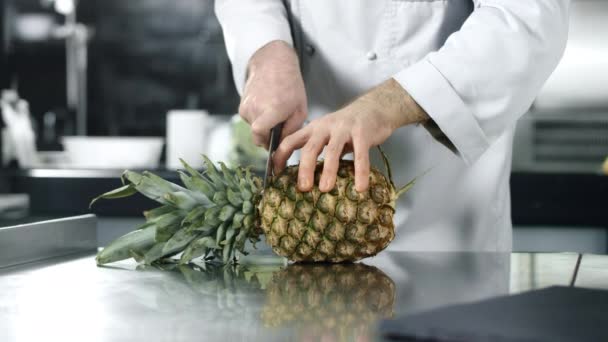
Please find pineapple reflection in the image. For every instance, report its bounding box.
[172,262,396,340]
[262,263,396,341]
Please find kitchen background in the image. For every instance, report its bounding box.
[0,0,607,253]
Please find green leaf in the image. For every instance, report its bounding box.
[243,214,254,229]
[191,225,214,233]
[121,170,143,186]
[226,188,243,207]
[218,227,236,246]
[156,225,181,243]
[207,173,226,192]
[164,191,198,211]
[203,206,221,226]
[121,171,172,205]
[202,155,226,191]
[155,213,183,242]
[201,154,219,173]
[179,158,203,178]
[219,162,238,189]
[244,168,257,191]
[231,213,244,228]
[182,206,206,224]
[180,237,217,264]
[190,177,216,199]
[213,192,228,206]
[178,171,195,191]
[144,242,167,265]
[133,221,155,231]
[215,221,228,244]
[89,184,137,208]
[218,205,237,221]
[176,172,214,207]
[240,179,253,201]
[143,205,176,220]
[143,171,188,193]
[221,226,236,246]
[129,249,146,263]
[242,201,253,215]
[162,229,199,256]
[157,212,183,228]
[96,225,156,265]
[222,238,236,264]
[234,167,243,181]
[234,227,249,251]
[222,226,238,263]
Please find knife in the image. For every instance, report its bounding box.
[263,123,284,190]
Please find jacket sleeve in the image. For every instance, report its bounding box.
[215,0,293,95]
[393,0,570,164]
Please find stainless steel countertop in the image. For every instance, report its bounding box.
[0,251,602,342]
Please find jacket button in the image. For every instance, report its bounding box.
[305,44,315,56]
[366,51,377,61]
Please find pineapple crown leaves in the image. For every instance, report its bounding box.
[376,145,427,199]
[90,168,211,210]
[92,154,263,267]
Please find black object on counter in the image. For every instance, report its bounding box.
[379,286,608,342]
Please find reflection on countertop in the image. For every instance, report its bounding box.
[576,254,608,290]
[0,251,598,341]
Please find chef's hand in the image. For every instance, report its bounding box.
[273,78,429,193]
[239,40,307,148]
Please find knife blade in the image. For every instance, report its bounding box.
[263,123,284,190]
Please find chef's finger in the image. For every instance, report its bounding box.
[319,136,346,192]
[252,131,269,149]
[273,127,311,173]
[281,109,307,140]
[238,97,254,124]
[250,107,287,143]
[298,134,328,192]
[239,111,252,125]
[353,136,370,192]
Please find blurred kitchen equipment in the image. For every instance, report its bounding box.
[166,110,209,169]
[534,1,608,110]
[62,136,163,169]
[513,112,608,173]
[0,214,96,269]
[42,111,57,145]
[47,0,91,136]
[206,116,231,164]
[36,150,69,167]
[0,193,29,219]
[0,90,39,167]
[14,13,56,42]
[513,1,608,174]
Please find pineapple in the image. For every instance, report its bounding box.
[92,148,415,265]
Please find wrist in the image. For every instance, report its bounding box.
[384,78,428,127]
[357,78,429,130]
[247,40,299,81]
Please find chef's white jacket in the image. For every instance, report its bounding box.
[215,0,569,251]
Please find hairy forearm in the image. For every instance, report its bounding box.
[357,78,429,130]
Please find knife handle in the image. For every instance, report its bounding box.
[269,123,284,153]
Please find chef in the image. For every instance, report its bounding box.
[215,1,569,252]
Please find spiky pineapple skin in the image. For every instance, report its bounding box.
[258,160,396,262]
